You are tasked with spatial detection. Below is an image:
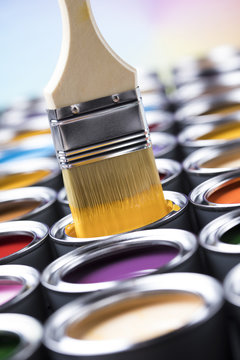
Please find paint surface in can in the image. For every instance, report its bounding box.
[201,151,240,169]
[62,245,179,284]
[152,144,165,156]
[0,200,42,222]
[0,280,23,306]
[67,292,204,343]
[201,103,240,116]
[197,122,240,141]
[159,172,167,180]
[220,224,240,245]
[0,233,33,258]
[0,333,20,359]
[207,178,240,204]
[0,170,51,190]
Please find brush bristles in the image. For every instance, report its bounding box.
[63,147,170,238]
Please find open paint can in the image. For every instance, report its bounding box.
[190,170,240,228]
[175,89,240,128]
[183,143,240,188]
[0,157,62,191]
[52,190,191,256]
[0,313,44,359]
[0,186,58,227]
[151,132,178,160]
[42,228,200,310]
[44,272,231,360]
[178,118,240,157]
[199,209,240,280]
[0,220,53,271]
[146,110,175,134]
[0,265,46,321]
[155,158,184,192]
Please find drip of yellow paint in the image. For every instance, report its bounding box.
[197,122,240,141]
[0,170,51,190]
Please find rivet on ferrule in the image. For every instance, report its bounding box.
[112,94,120,103]
[71,104,80,114]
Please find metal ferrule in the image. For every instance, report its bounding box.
[175,88,240,127]
[0,265,39,312]
[48,88,151,168]
[42,229,198,296]
[0,313,43,360]
[43,273,224,358]
[190,170,240,208]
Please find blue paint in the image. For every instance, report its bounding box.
[0,146,55,164]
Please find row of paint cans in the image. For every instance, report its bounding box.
[0,220,53,271]
[53,190,191,256]
[0,313,45,360]
[178,114,240,157]
[172,70,240,106]
[190,170,240,229]
[0,265,46,321]
[43,272,232,360]
[41,229,201,310]
[172,45,240,88]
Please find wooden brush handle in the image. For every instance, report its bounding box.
[45,0,137,109]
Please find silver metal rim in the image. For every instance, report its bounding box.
[190,170,240,209]
[0,221,49,263]
[0,186,57,221]
[155,158,182,184]
[50,191,188,244]
[43,272,223,356]
[42,229,197,293]
[0,265,40,311]
[151,132,177,157]
[199,209,240,253]
[224,263,240,307]
[0,313,43,360]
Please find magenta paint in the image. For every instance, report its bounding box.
[0,280,23,306]
[62,245,179,284]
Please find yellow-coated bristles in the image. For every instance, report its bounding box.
[63,147,170,238]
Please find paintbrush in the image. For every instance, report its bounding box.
[45,0,170,238]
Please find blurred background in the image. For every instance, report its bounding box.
[1,0,239,109]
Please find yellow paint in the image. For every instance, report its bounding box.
[202,103,240,116]
[197,122,240,140]
[63,148,174,238]
[67,292,204,343]
[201,151,240,169]
[0,170,51,190]
[11,129,51,143]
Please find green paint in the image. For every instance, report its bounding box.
[0,333,20,359]
[221,224,240,245]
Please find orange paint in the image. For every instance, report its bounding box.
[207,178,240,204]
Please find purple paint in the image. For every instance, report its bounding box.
[152,144,165,156]
[62,245,179,284]
[0,279,23,306]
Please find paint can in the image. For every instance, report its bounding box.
[52,190,191,256]
[0,186,59,227]
[43,272,231,360]
[183,142,240,188]
[173,71,240,106]
[146,110,175,134]
[141,92,169,112]
[155,158,184,192]
[0,313,45,360]
[0,220,53,271]
[151,132,178,160]
[224,264,240,360]
[138,71,166,95]
[0,157,63,191]
[175,89,240,128]
[42,228,200,310]
[0,265,46,321]
[190,170,240,229]
[199,209,240,280]
[178,119,240,157]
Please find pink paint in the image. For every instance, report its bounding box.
[0,280,23,306]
